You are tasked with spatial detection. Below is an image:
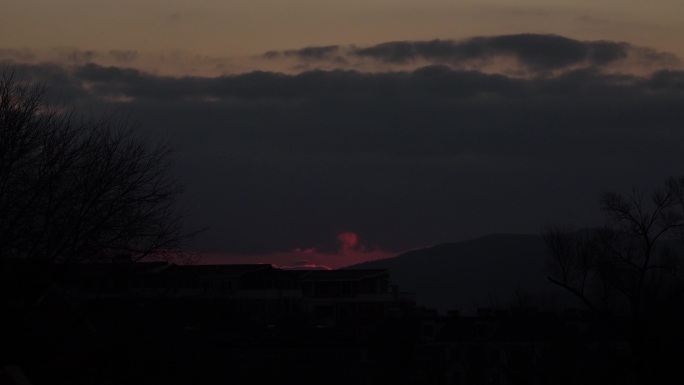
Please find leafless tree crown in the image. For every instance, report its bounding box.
[0,73,185,266]
[544,177,684,319]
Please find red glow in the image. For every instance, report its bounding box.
[187,232,394,269]
[337,232,358,251]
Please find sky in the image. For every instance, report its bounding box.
[3,0,684,268]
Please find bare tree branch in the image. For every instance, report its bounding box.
[0,72,192,297]
[544,177,684,382]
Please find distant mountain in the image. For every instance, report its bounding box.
[347,234,576,314]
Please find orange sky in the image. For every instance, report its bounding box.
[3,0,684,75]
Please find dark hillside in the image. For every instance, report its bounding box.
[347,234,574,313]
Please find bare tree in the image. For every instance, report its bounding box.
[544,177,684,383]
[0,73,189,299]
[0,71,195,378]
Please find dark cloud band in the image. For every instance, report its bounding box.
[3,34,684,256]
[263,34,680,73]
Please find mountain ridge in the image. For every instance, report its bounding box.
[345,233,572,314]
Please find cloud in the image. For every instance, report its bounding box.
[62,63,684,161]
[4,34,679,78]
[352,35,632,71]
[3,34,684,259]
[191,232,393,269]
[108,50,139,63]
[0,48,36,62]
[337,232,358,251]
[264,45,341,60]
[52,48,101,65]
[0,47,243,77]
[647,70,684,90]
[262,34,680,75]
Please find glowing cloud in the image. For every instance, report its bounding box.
[190,232,394,269]
[337,231,359,251]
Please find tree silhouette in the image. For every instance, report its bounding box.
[0,72,187,318]
[1,73,186,266]
[0,72,190,373]
[544,177,684,383]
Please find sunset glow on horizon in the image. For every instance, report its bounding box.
[190,231,395,270]
[7,3,684,384]
[4,0,684,267]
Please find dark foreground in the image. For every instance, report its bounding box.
[2,261,681,384]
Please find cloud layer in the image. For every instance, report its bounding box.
[4,34,680,77]
[264,34,681,75]
[4,34,684,265]
[351,35,652,69]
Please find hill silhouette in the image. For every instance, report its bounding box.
[347,233,576,313]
